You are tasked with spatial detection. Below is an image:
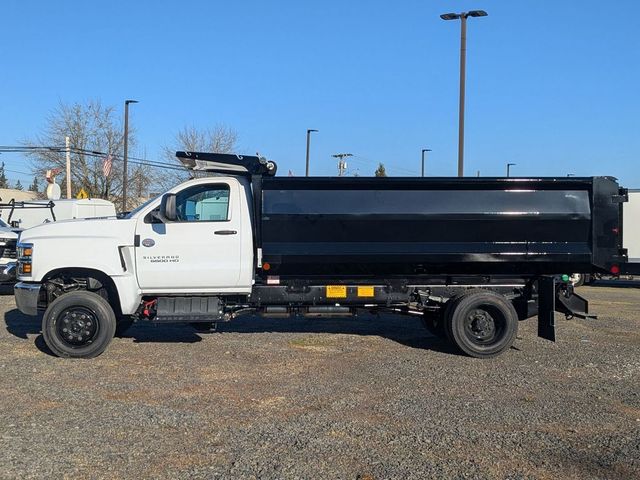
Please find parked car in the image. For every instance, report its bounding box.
[0,217,19,284]
[0,198,117,284]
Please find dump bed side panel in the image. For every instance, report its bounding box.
[260,177,621,278]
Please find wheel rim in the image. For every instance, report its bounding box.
[463,306,505,345]
[55,306,100,348]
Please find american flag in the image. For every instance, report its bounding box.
[102,154,113,178]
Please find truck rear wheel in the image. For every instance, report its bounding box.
[42,291,116,358]
[444,290,518,358]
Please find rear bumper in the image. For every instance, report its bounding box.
[14,282,41,316]
[0,262,16,284]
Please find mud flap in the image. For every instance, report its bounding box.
[537,276,596,342]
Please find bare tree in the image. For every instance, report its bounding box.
[160,125,239,190]
[23,100,158,210]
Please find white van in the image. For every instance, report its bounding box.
[0,198,116,229]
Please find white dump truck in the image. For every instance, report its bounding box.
[13,152,627,359]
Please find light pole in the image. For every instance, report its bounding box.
[421,149,431,177]
[441,10,488,177]
[305,129,318,177]
[122,99,138,211]
[506,163,516,177]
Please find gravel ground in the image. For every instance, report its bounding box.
[0,284,639,479]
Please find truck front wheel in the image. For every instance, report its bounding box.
[42,291,116,358]
[444,290,518,359]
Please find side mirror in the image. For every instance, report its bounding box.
[160,193,177,222]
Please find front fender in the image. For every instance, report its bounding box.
[22,237,128,282]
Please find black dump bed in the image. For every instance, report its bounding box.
[260,176,625,277]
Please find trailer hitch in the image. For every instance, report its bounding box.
[537,276,596,342]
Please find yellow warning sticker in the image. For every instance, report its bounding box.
[357,286,375,297]
[326,285,347,298]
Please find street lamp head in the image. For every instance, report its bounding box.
[125,99,139,105]
[440,12,461,20]
[467,10,488,17]
[422,148,432,153]
[307,129,318,133]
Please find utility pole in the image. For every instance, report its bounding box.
[441,10,488,177]
[421,149,431,177]
[332,153,352,177]
[305,129,318,177]
[65,136,71,198]
[122,99,138,211]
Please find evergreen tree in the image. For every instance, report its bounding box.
[374,163,387,177]
[28,176,39,192]
[14,180,23,191]
[0,163,8,188]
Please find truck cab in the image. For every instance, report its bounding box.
[132,175,254,293]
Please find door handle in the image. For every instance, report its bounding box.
[214,230,237,235]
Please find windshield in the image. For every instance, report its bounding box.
[123,194,161,219]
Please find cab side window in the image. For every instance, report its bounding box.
[175,184,230,222]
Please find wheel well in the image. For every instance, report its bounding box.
[42,268,123,318]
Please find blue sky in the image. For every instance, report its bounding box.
[0,0,638,186]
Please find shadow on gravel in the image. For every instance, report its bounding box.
[3,308,202,357]
[210,314,461,355]
[118,314,458,355]
[4,308,461,356]
[2,308,57,357]
[120,324,203,345]
[4,308,41,339]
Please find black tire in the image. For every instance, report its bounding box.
[444,290,518,359]
[42,291,116,358]
[115,318,134,337]
[442,290,481,342]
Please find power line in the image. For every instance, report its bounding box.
[350,154,420,176]
[0,145,188,172]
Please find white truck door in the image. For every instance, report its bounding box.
[134,180,243,291]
